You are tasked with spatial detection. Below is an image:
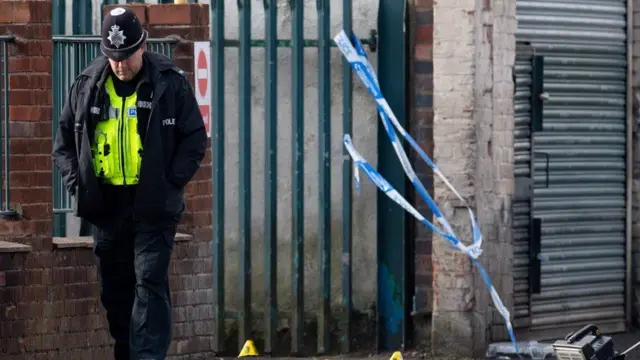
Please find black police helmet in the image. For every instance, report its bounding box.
[100,7,148,62]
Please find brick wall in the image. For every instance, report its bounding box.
[0,2,215,359]
[410,0,434,321]
[430,0,516,356]
[407,0,434,350]
[431,0,478,352]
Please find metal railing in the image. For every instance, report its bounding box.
[0,36,16,219]
[51,36,178,236]
[210,0,378,356]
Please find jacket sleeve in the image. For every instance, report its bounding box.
[167,74,207,189]
[52,79,81,196]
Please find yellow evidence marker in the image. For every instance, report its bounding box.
[238,340,259,357]
[389,351,403,360]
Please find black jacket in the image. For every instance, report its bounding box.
[52,52,207,225]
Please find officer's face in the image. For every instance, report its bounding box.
[109,47,144,82]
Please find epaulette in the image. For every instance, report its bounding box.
[171,66,186,77]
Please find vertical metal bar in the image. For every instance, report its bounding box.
[531,56,544,132]
[237,0,252,350]
[72,0,92,35]
[80,42,94,238]
[53,40,60,219]
[341,0,353,353]
[56,42,72,236]
[0,41,5,211]
[528,218,542,294]
[3,41,9,210]
[263,0,278,354]
[211,0,226,353]
[290,0,304,355]
[529,54,544,296]
[52,0,66,36]
[626,0,634,329]
[317,0,331,354]
[52,0,65,235]
[376,0,408,350]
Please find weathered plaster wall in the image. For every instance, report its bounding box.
[431,0,516,355]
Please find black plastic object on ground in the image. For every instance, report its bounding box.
[486,340,556,360]
[552,324,640,360]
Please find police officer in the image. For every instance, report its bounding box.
[52,7,207,360]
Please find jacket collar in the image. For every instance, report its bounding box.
[80,51,175,90]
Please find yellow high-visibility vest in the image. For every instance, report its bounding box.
[91,76,143,185]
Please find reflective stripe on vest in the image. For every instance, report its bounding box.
[91,76,143,185]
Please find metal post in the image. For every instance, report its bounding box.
[211,0,226,353]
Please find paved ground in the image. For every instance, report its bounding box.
[202,331,640,360]
[612,331,640,359]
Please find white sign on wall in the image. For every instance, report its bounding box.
[193,41,211,138]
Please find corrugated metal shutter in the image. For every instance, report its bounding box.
[512,50,533,329]
[515,0,627,334]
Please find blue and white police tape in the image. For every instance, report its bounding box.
[334,30,482,258]
[335,30,519,353]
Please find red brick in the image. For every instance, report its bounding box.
[147,4,208,26]
[10,171,51,188]
[415,43,432,61]
[191,227,211,241]
[0,2,31,24]
[28,1,52,23]
[149,25,208,42]
[185,196,211,212]
[10,138,51,156]
[416,25,433,44]
[149,26,194,40]
[0,3,13,24]
[192,211,211,227]
[9,57,52,73]
[11,187,51,204]
[9,74,52,90]
[9,106,52,122]
[9,121,51,138]
[10,236,53,251]
[7,90,31,106]
[9,39,52,57]
[8,90,52,107]
[0,24,51,40]
[0,24,28,38]
[0,219,51,236]
[416,0,433,8]
[20,204,51,220]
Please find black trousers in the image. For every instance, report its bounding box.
[91,185,177,360]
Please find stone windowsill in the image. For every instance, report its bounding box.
[53,233,194,249]
[0,240,32,253]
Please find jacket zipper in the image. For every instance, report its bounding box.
[120,98,126,185]
[134,81,165,190]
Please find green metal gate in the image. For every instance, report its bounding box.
[51,37,177,237]
[209,0,409,356]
